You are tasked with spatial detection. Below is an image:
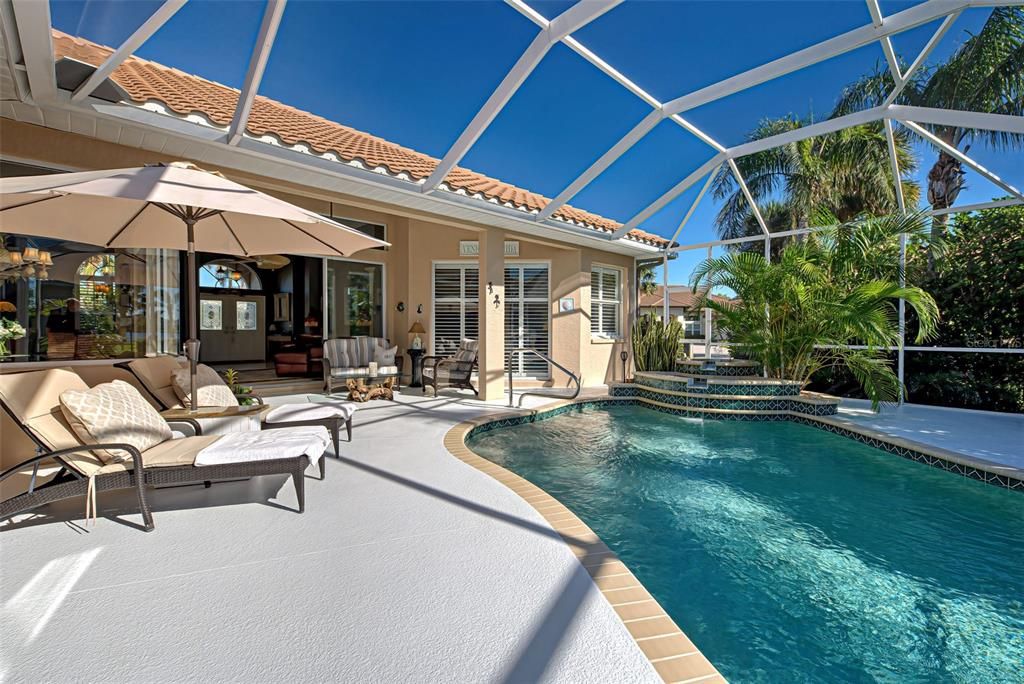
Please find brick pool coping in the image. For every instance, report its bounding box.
[444,401,727,684]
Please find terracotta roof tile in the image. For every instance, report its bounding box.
[51,30,669,248]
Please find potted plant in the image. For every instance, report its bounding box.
[0,317,26,357]
[223,368,256,406]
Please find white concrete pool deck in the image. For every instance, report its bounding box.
[0,388,660,684]
[835,399,1024,473]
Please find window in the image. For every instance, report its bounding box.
[200,300,223,330]
[684,320,703,338]
[433,264,478,356]
[0,238,180,361]
[590,266,621,339]
[505,264,550,377]
[326,259,384,338]
[199,260,262,290]
[330,217,386,251]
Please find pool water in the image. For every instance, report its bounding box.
[467,404,1024,683]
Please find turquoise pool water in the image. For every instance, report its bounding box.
[467,404,1024,683]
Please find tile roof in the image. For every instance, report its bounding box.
[639,286,732,309]
[51,30,670,249]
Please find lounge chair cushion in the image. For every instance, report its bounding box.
[126,356,186,409]
[171,364,238,409]
[0,368,106,475]
[264,401,356,424]
[59,380,173,465]
[95,434,221,474]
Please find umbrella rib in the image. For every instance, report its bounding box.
[283,220,346,257]
[0,194,65,212]
[105,202,152,248]
[219,214,249,256]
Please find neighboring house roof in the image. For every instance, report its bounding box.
[51,30,669,249]
[639,286,732,309]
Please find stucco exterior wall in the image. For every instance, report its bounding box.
[1,120,635,392]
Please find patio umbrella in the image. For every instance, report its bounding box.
[0,162,388,411]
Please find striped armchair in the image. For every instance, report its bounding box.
[422,338,478,396]
[322,337,404,394]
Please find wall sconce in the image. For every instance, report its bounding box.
[396,301,405,312]
[493,294,501,308]
[487,281,494,294]
[416,304,423,314]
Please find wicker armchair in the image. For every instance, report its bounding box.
[422,338,478,396]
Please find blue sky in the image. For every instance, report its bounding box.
[50,0,1021,284]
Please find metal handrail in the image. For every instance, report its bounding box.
[507,347,581,408]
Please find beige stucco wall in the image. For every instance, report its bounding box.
[1,119,636,393]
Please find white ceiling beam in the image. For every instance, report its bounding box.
[506,1,727,152]
[537,108,663,221]
[900,120,1023,199]
[927,198,1023,216]
[421,0,621,193]
[883,118,907,213]
[728,105,889,158]
[883,11,960,106]
[666,164,720,246]
[662,1,972,118]
[888,105,1024,134]
[866,0,903,82]
[228,0,286,146]
[536,0,972,220]
[727,158,769,235]
[11,0,57,102]
[71,0,187,102]
[612,153,726,237]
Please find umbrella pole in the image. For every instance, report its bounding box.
[184,218,200,414]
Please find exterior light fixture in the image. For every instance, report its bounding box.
[229,270,243,281]
[620,349,629,382]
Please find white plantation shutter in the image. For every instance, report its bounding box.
[504,265,550,377]
[591,266,620,338]
[433,265,479,355]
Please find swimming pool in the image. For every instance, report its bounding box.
[467,403,1024,683]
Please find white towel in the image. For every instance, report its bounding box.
[194,426,330,467]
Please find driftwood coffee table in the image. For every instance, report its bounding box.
[344,371,401,402]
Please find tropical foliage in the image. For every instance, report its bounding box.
[692,212,940,407]
[835,7,1024,260]
[631,313,683,373]
[904,204,1024,411]
[712,116,919,243]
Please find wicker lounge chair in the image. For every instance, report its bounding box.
[118,357,354,458]
[422,339,479,396]
[0,368,321,531]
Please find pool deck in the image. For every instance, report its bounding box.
[2,388,1020,683]
[0,388,661,684]
[834,399,1024,476]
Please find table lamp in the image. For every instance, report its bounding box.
[409,321,426,350]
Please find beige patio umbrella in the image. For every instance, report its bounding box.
[0,162,388,410]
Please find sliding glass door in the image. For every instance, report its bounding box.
[326,259,384,339]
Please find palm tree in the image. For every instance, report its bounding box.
[834,7,1024,262]
[712,116,919,244]
[637,263,658,296]
[691,212,939,407]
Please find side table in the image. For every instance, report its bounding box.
[407,348,425,388]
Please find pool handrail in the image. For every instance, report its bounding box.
[507,347,581,408]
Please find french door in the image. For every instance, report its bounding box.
[504,264,550,378]
[431,263,550,378]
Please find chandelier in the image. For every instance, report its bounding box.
[0,245,53,281]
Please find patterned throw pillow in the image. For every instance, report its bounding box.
[60,380,173,464]
[374,345,398,365]
[170,364,239,408]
